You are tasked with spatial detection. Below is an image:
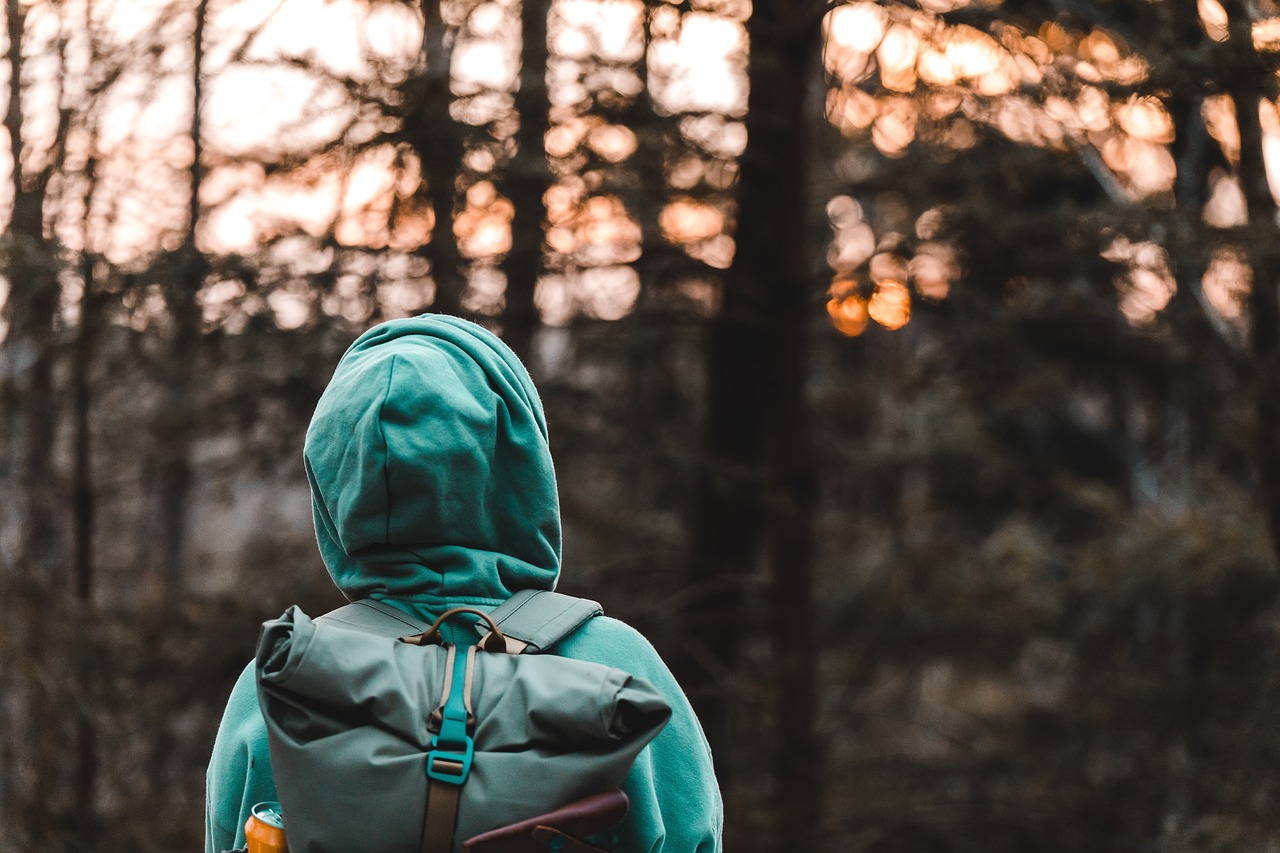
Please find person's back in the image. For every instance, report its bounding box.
[204,314,723,852]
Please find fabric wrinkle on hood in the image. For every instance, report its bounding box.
[303,314,561,604]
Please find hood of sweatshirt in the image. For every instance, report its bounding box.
[303,314,561,604]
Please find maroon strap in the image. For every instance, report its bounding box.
[463,790,629,853]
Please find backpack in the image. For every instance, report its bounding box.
[254,590,672,853]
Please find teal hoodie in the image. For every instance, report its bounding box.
[204,315,723,852]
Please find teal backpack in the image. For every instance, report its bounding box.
[254,590,672,853]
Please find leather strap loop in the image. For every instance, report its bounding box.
[402,606,507,650]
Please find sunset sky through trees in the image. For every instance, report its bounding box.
[5,0,1273,343]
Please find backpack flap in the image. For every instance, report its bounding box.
[256,605,671,853]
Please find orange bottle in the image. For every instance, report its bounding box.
[245,802,288,853]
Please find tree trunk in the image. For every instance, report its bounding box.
[1165,0,1217,325]
[747,12,822,847]
[72,255,97,604]
[411,0,467,317]
[679,3,822,845]
[3,0,62,581]
[153,0,209,593]
[499,0,552,361]
[623,3,663,287]
[2,2,70,842]
[1223,0,1280,563]
[71,213,101,842]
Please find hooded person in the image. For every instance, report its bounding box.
[204,314,723,853]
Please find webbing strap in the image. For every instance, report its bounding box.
[317,599,430,637]
[475,589,602,654]
[421,645,473,852]
[420,779,461,853]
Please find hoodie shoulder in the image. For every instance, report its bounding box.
[553,616,694,710]
[553,614,651,658]
[554,614,724,853]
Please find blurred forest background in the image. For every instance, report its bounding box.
[6,0,1280,850]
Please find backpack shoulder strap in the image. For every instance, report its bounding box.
[477,589,603,654]
[317,598,430,637]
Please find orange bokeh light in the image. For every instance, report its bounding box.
[660,198,725,244]
[1116,95,1174,143]
[827,278,869,337]
[454,181,514,259]
[868,280,911,330]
